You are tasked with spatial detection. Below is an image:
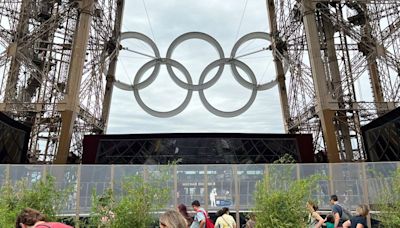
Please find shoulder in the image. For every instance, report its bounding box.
[196,211,206,220]
[352,216,367,223]
[36,223,73,228]
[332,204,341,212]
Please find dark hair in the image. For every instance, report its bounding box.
[15,208,46,228]
[191,200,200,207]
[216,209,224,217]
[330,195,338,201]
[216,207,230,217]
[326,214,335,223]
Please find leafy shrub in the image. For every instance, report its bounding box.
[0,175,71,226]
[89,167,172,228]
[254,165,324,228]
[377,167,400,227]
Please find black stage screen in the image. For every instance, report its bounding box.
[362,107,400,161]
[0,112,30,163]
[82,133,314,164]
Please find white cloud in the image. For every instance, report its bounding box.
[107,0,285,134]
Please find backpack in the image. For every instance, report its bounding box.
[200,210,215,228]
[337,204,353,222]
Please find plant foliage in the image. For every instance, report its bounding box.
[377,167,400,227]
[89,167,172,228]
[0,175,71,227]
[254,165,324,228]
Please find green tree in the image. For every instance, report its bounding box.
[89,167,172,228]
[0,175,71,226]
[377,167,400,227]
[254,165,323,228]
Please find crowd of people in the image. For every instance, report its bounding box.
[15,194,370,228]
[307,195,370,228]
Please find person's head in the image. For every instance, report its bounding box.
[191,200,201,210]
[330,195,338,205]
[356,204,369,217]
[16,208,46,228]
[326,214,335,223]
[247,213,256,221]
[159,210,187,228]
[222,207,229,214]
[216,209,224,217]
[177,204,189,217]
[307,201,318,211]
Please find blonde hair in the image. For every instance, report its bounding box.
[159,210,187,228]
[356,204,369,217]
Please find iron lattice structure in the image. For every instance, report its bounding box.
[267,0,400,162]
[0,0,123,163]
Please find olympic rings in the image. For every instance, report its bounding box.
[166,32,225,90]
[134,58,193,118]
[115,31,288,118]
[198,58,258,118]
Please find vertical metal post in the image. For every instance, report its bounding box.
[204,165,208,211]
[174,165,178,208]
[301,0,340,162]
[6,164,11,185]
[110,164,114,191]
[296,164,301,180]
[361,163,372,228]
[321,11,353,161]
[56,0,95,164]
[328,163,334,195]
[101,0,125,133]
[234,165,240,228]
[75,165,82,227]
[266,0,291,132]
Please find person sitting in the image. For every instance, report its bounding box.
[16,208,73,228]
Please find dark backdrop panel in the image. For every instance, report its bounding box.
[83,133,314,164]
[362,107,400,161]
[0,112,31,163]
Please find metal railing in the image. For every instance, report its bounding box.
[0,162,398,217]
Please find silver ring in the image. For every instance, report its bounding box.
[230,32,278,91]
[198,58,258,118]
[115,32,283,118]
[166,32,225,90]
[114,32,161,91]
[133,58,193,118]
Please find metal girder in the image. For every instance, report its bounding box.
[270,0,400,161]
[0,0,121,163]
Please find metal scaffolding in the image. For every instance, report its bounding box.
[0,0,123,163]
[1,0,400,164]
[267,0,400,161]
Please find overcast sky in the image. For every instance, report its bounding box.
[107,0,285,134]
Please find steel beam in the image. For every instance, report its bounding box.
[55,0,95,164]
[266,0,291,133]
[101,0,125,134]
[302,0,340,162]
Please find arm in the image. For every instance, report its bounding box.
[334,212,340,228]
[311,211,324,222]
[315,218,326,228]
[342,220,351,228]
[199,219,206,228]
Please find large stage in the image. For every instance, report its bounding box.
[82,133,314,164]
